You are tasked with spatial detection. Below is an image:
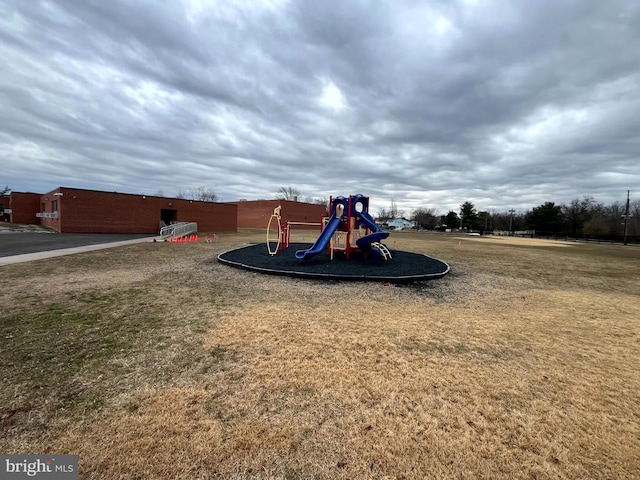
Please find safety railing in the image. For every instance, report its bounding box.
[160,222,198,239]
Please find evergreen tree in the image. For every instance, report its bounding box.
[459,201,479,230]
[525,202,564,234]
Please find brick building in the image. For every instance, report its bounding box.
[4,187,328,234]
[7,187,237,234]
[6,192,41,224]
[235,199,327,229]
[1,194,11,222]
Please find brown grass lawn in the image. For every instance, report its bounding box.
[1,231,639,479]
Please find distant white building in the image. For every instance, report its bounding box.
[387,218,415,230]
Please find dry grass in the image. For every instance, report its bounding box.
[1,232,639,479]
[0,222,55,232]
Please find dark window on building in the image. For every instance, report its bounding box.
[41,203,45,213]
[52,200,58,212]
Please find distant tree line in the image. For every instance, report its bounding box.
[409,195,639,240]
[521,195,639,239]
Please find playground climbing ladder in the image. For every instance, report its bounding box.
[371,242,392,260]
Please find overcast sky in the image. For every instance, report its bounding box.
[1,0,639,215]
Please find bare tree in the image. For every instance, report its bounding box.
[303,196,328,206]
[176,187,218,201]
[189,186,218,202]
[562,196,603,236]
[602,201,625,236]
[378,200,399,221]
[277,186,301,201]
[377,207,390,222]
[389,199,399,219]
[630,199,640,235]
[412,207,438,230]
[1,185,10,196]
[491,210,525,231]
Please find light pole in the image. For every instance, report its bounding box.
[622,190,631,246]
[508,209,515,236]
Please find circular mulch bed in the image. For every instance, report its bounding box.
[217,242,450,283]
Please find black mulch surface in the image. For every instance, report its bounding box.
[217,242,450,283]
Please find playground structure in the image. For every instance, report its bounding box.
[266,194,392,261]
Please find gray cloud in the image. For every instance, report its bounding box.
[1,0,639,216]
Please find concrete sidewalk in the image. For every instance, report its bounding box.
[0,236,158,266]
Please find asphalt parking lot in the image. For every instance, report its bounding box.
[0,233,153,258]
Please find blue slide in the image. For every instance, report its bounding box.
[295,214,342,259]
[355,212,389,249]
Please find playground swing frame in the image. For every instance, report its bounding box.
[282,221,322,251]
[266,205,323,255]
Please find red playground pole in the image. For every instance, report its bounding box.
[282,221,289,251]
[346,195,353,260]
[326,196,333,257]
